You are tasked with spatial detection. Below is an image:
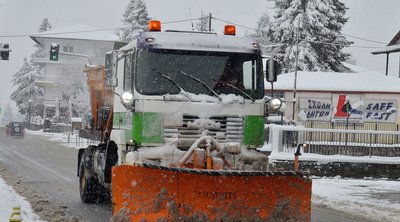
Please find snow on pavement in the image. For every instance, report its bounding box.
[313,176,400,222]
[0,177,43,222]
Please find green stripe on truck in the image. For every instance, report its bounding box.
[132,112,163,145]
[243,116,265,146]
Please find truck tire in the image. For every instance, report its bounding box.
[79,154,97,203]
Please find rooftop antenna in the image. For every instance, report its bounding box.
[189,8,194,31]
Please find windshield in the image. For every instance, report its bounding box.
[135,49,264,99]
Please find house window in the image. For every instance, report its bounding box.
[62,45,74,53]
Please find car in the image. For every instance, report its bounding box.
[43,118,52,132]
[6,122,25,138]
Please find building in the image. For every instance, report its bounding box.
[29,24,126,121]
[372,30,400,77]
[266,63,400,130]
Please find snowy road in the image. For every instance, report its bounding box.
[0,128,111,221]
[0,127,397,221]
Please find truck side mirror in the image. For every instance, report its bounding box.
[265,59,281,83]
[105,52,118,87]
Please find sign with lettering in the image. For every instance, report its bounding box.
[332,94,364,123]
[364,100,397,123]
[299,98,332,121]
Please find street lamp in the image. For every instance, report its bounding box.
[28,99,33,130]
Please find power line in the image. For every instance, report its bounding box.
[0,15,389,49]
[0,27,125,38]
[0,17,203,38]
[341,33,387,45]
[163,17,203,24]
[213,16,387,46]
[306,40,385,49]
[212,17,257,31]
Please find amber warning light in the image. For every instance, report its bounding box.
[149,20,161,32]
[224,25,236,36]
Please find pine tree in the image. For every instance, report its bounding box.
[38,18,52,33]
[119,0,150,42]
[10,58,43,116]
[252,12,271,54]
[269,0,352,73]
[56,65,89,118]
[34,18,52,58]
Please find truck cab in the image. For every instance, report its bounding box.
[110,21,273,165]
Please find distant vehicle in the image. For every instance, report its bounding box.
[6,122,25,137]
[43,119,52,132]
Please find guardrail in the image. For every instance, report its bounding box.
[267,125,400,157]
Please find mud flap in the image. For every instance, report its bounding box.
[111,163,311,222]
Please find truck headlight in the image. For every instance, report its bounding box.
[269,98,282,111]
[121,91,134,106]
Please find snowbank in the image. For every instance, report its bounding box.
[313,177,400,222]
[0,177,42,222]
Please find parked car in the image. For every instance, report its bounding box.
[6,122,25,137]
[43,118,52,132]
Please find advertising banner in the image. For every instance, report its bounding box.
[299,98,332,121]
[332,94,364,123]
[364,100,397,123]
[298,95,398,124]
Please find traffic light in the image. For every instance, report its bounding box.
[0,43,11,60]
[49,43,59,61]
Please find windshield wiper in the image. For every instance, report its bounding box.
[225,83,255,102]
[179,70,222,101]
[151,68,191,101]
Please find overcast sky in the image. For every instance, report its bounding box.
[0,0,399,115]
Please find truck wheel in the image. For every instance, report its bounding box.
[98,185,111,204]
[79,156,97,203]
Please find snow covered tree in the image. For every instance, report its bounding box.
[33,18,52,58]
[38,17,52,33]
[252,12,271,54]
[10,57,43,116]
[55,65,89,118]
[269,0,352,73]
[195,12,213,32]
[119,0,150,42]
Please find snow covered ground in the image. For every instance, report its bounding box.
[0,177,42,222]
[0,130,399,221]
[313,176,400,222]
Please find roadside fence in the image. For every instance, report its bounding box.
[266,124,400,157]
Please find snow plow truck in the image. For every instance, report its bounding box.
[78,20,311,221]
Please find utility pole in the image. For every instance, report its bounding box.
[292,21,300,123]
[208,13,212,32]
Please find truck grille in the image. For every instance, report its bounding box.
[164,115,243,147]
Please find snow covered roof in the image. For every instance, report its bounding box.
[30,24,122,43]
[371,45,400,55]
[266,64,400,93]
[388,30,400,46]
[136,31,260,53]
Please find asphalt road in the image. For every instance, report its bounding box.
[0,128,111,221]
[0,127,372,222]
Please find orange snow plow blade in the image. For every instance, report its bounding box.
[112,163,311,221]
